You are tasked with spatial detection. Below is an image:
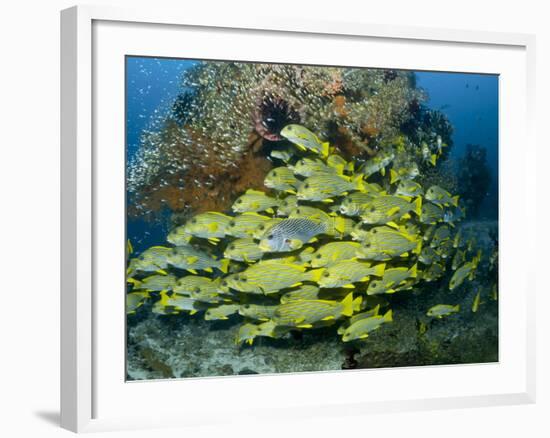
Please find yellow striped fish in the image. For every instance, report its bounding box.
[232,189,281,214]
[273,292,361,328]
[183,211,232,243]
[224,238,265,263]
[221,261,324,295]
[297,173,365,202]
[225,212,272,238]
[264,167,300,193]
[309,241,362,268]
[318,260,386,289]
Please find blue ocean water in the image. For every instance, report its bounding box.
[126,59,499,252]
[416,72,498,170]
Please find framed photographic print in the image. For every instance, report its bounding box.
[61,5,536,433]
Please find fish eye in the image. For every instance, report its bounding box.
[316,254,322,259]
[304,183,310,189]
[241,276,247,282]
[229,220,235,227]
[323,272,330,277]
[272,171,277,176]
[193,287,200,293]
[371,282,377,287]
[372,229,378,234]
[229,244,235,250]
[296,208,301,214]
[268,234,274,240]
[244,304,250,308]
[237,199,242,204]
[191,218,197,224]
[222,281,227,286]
[366,243,371,248]
[370,207,375,212]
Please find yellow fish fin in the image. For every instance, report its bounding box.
[186,256,199,264]
[414,197,423,216]
[321,141,330,158]
[342,284,355,289]
[390,168,398,184]
[430,154,437,166]
[380,167,386,177]
[341,292,355,317]
[383,309,393,322]
[219,259,230,273]
[204,267,213,273]
[321,198,334,203]
[127,278,141,286]
[266,207,275,214]
[352,296,362,312]
[208,238,220,245]
[387,207,400,216]
[414,239,423,255]
[352,174,365,192]
[187,269,198,275]
[386,221,399,229]
[246,189,265,195]
[452,195,460,207]
[208,223,219,232]
[289,239,304,250]
[156,269,168,275]
[373,263,386,277]
[410,263,418,278]
[306,269,325,283]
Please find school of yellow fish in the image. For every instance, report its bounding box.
[127,124,491,345]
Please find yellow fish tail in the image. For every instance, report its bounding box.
[305,268,325,283]
[219,258,230,274]
[414,196,423,216]
[373,263,386,277]
[410,263,418,278]
[341,292,355,317]
[352,295,362,312]
[383,309,393,323]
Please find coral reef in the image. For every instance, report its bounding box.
[456,144,492,218]
[127,63,449,220]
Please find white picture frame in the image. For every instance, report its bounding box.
[60,4,537,433]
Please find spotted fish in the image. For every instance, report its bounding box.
[258,218,327,252]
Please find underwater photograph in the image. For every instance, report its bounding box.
[125,57,499,380]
